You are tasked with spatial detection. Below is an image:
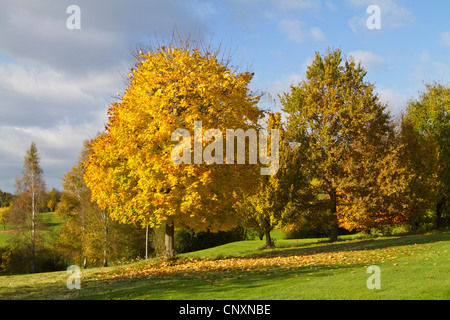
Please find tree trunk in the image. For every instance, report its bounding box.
[329,189,338,242]
[145,225,149,260]
[411,216,417,233]
[264,231,273,248]
[164,222,175,260]
[102,209,108,267]
[436,196,445,229]
[31,180,36,274]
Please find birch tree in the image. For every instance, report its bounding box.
[10,142,46,273]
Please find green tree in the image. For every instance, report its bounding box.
[9,142,46,273]
[398,119,441,231]
[0,190,13,208]
[238,113,308,247]
[403,82,450,228]
[0,207,10,231]
[281,48,400,240]
[47,188,61,212]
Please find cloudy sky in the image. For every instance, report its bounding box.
[0,0,449,193]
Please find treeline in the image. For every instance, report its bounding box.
[1,43,449,274]
[0,142,246,274]
[80,43,447,258]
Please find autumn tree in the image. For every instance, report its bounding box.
[84,34,263,259]
[281,48,401,240]
[398,119,441,231]
[46,188,61,212]
[57,140,146,267]
[0,207,9,231]
[336,126,407,232]
[9,142,46,273]
[0,190,13,208]
[238,112,308,247]
[402,82,450,228]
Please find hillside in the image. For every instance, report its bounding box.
[0,230,449,300]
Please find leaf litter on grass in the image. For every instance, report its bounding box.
[84,243,418,285]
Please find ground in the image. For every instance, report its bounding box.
[0,230,448,300]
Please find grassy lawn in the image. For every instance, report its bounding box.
[0,212,65,246]
[0,230,448,300]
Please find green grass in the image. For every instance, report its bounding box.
[0,212,65,246]
[0,230,449,300]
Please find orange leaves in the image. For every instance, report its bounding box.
[83,244,397,285]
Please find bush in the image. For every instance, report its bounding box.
[152,227,246,255]
[281,220,330,239]
[0,245,30,275]
[36,247,70,273]
[175,227,246,253]
[0,245,69,275]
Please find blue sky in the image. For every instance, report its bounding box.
[0,0,449,192]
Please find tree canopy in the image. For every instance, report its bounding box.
[84,35,264,258]
[281,48,404,239]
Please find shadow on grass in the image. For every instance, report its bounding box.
[1,230,448,300]
[0,257,365,300]
[243,230,450,260]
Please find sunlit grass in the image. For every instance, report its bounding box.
[0,230,448,300]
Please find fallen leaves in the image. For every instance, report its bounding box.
[81,234,449,290]
[84,248,385,283]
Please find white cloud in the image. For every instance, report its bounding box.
[279,20,327,44]
[0,63,124,128]
[0,0,201,74]
[0,1,205,192]
[410,51,450,84]
[376,88,408,115]
[309,27,327,42]
[272,0,319,11]
[347,0,415,33]
[0,61,117,191]
[440,32,450,47]
[267,73,303,98]
[0,64,94,104]
[279,19,306,44]
[348,50,385,70]
[0,113,107,192]
[325,1,338,11]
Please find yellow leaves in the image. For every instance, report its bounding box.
[83,242,407,285]
[84,42,264,231]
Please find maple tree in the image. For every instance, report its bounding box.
[397,119,441,231]
[238,112,310,247]
[281,48,402,239]
[84,34,263,258]
[336,134,408,232]
[402,82,450,228]
[238,113,284,247]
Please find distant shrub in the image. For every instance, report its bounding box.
[152,227,246,255]
[0,245,69,275]
[281,220,330,239]
[176,227,246,253]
